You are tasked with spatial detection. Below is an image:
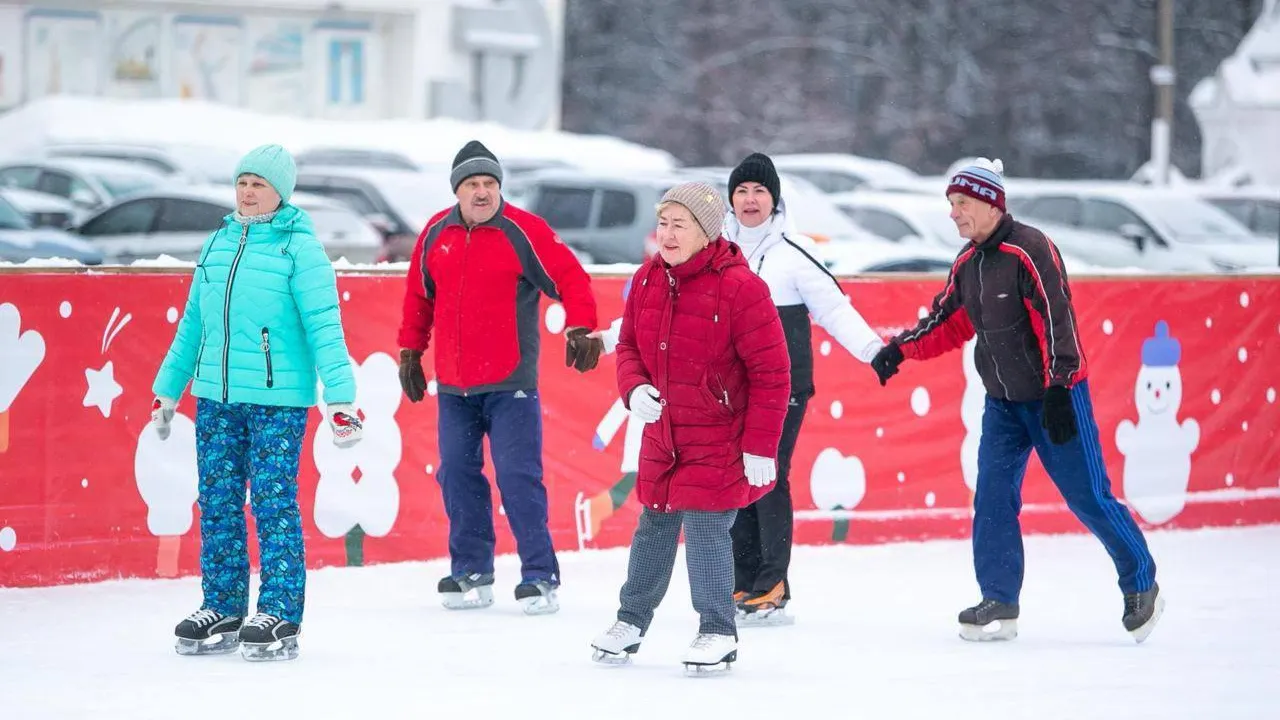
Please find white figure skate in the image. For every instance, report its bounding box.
[590,620,643,665]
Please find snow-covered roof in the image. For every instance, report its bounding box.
[1190,0,1280,109]
[0,96,678,175]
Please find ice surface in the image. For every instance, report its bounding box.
[0,526,1276,719]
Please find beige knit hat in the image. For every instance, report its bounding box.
[656,181,726,240]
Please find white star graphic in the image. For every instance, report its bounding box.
[84,361,123,418]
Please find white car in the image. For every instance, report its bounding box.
[1006,183,1270,272]
[769,153,921,193]
[828,191,1116,274]
[41,141,243,186]
[69,185,382,264]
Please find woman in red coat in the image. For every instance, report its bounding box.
[589,181,790,673]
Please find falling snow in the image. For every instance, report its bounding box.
[1239,292,1249,308]
[1238,348,1248,363]
[1211,389,1222,405]
[1102,319,1113,335]
[830,401,844,420]
[819,341,831,356]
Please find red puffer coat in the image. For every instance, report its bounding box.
[616,238,791,512]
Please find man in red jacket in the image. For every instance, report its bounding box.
[397,140,603,616]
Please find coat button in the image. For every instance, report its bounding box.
[660,342,667,350]
[652,503,659,509]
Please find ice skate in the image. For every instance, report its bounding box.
[1123,583,1165,644]
[958,599,1019,642]
[238,613,300,662]
[683,633,736,675]
[515,580,560,615]
[438,572,495,610]
[590,620,643,665]
[738,583,795,627]
[174,609,242,656]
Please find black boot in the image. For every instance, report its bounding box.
[1122,583,1165,643]
[958,599,1020,641]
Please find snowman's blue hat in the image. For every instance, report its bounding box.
[1141,321,1180,367]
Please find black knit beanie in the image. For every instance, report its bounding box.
[450,140,503,192]
[728,152,781,208]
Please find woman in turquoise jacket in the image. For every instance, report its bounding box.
[148,144,361,662]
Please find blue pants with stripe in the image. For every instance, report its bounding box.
[437,390,560,585]
[974,380,1155,603]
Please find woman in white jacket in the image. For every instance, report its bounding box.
[723,153,885,625]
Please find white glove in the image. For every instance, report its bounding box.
[744,453,776,487]
[327,403,363,448]
[150,396,177,440]
[627,384,663,424]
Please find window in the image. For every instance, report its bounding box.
[850,208,915,242]
[786,169,864,193]
[158,199,230,233]
[863,258,953,273]
[1082,199,1159,245]
[1023,196,1082,226]
[1255,203,1279,237]
[598,190,636,228]
[534,186,593,229]
[0,167,40,191]
[37,172,97,205]
[1205,198,1253,228]
[78,199,161,236]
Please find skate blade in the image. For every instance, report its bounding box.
[739,609,795,628]
[683,653,735,676]
[175,632,240,656]
[441,587,495,610]
[1129,593,1166,644]
[591,648,635,665]
[959,618,1018,642]
[520,593,560,616]
[240,637,299,662]
[574,491,590,550]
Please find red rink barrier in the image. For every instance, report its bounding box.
[1,268,1277,587]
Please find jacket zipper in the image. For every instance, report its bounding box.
[976,252,1012,398]
[195,328,206,378]
[261,327,274,388]
[458,228,471,396]
[715,373,733,412]
[221,225,249,403]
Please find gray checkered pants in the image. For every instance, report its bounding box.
[617,506,738,636]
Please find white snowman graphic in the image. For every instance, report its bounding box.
[135,411,200,577]
[314,352,402,564]
[1115,321,1200,524]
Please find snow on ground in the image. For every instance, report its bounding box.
[1,525,1276,719]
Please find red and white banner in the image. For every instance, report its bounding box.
[1,269,1277,587]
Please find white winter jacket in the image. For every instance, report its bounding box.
[723,201,884,396]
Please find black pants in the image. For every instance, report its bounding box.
[731,395,808,600]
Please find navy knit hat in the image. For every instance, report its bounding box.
[450,140,503,192]
[729,152,781,208]
[946,157,1005,211]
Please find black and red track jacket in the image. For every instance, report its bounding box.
[894,214,1088,402]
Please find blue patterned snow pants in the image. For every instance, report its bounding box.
[195,398,310,624]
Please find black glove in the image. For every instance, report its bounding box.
[870,342,904,387]
[398,348,428,402]
[565,327,604,373]
[1041,385,1078,445]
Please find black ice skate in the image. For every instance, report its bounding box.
[958,599,1020,642]
[438,572,495,610]
[682,633,737,676]
[1123,583,1165,644]
[238,613,300,662]
[514,580,560,616]
[174,609,242,656]
[738,583,795,628]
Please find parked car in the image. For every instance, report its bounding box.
[769,153,921,193]
[68,185,382,264]
[0,187,77,229]
[0,192,103,265]
[1006,183,1270,272]
[829,190,1142,274]
[1191,186,1280,241]
[0,158,167,219]
[295,147,423,172]
[294,166,455,262]
[40,141,242,186]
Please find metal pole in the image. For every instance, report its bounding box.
[1150,0,1176,186]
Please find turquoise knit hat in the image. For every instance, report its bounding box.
[234,144,297,203]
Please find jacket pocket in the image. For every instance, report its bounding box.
[195,328,207,378]
[697,368,734,418]
[260,327,274,389]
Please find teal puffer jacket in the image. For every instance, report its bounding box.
[153,204,356,408]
